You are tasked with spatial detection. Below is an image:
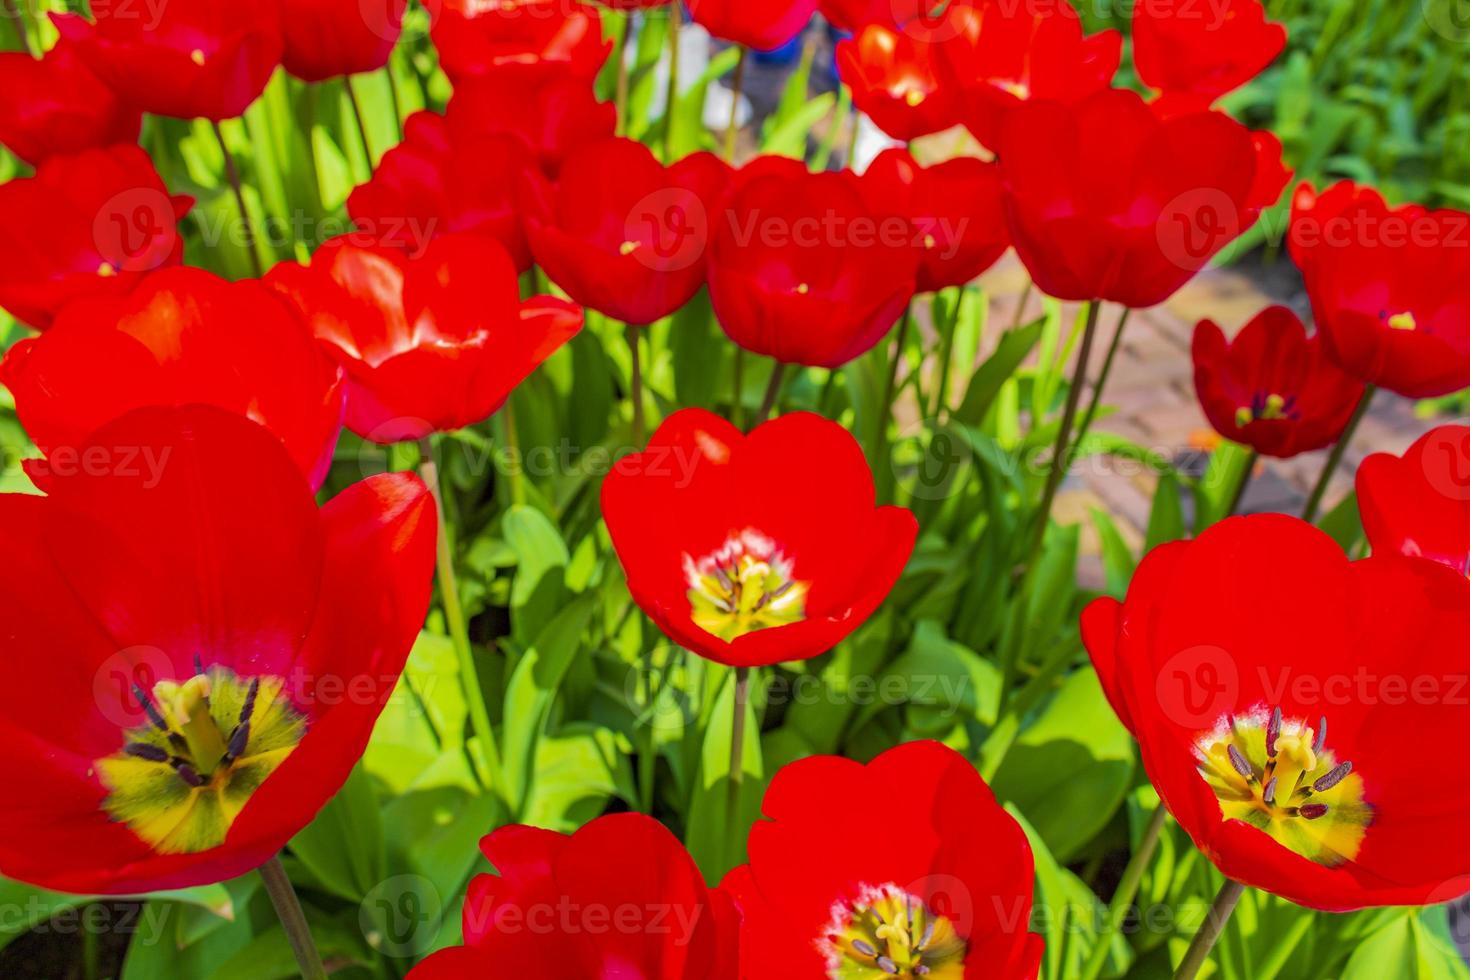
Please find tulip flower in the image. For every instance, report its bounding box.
[408,813,739,978]
[601,409,917,668]
[688,0,818,51]
[1,268,345,490]
[0,404,434,894]
[819,0,911,33]
[431,0,610,84]
[1191,306,1365,459]
[860,147,1009,294]
[1133,0,1286,103]
[445,65,618,178]
[267,234,582,444]
[280,0,406,82]
[348,111,533,268]
[708,164,918,368]
[721,741,1044,977]
[0,145,193,330]
[0,42,141,166]
[937,0,1121,151]
[52,0,282,121]
[1082,513,1470,911]
[1357,425,1470,574]
[1289,181,1470,398]
[522,137,732,326]
[836,20,964,142]
[996,89,1290,308]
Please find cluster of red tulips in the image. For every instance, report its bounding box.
[2,0,1470,977]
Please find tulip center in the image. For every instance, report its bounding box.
[1383,310,1417,331]
[190,48,206,66]
[1194,705,1373,867]
[97,261,117,278]
[684,530,810,642]
[822,884,966,979]
[620,240,640,256]
[904,89,927,107]
[1234,392,1297,428]
[96,662,305,855]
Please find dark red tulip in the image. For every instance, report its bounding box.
[522,137,731,326]
[281,0,406,82]
[1289,181,1470,398]
[860,147,1009,293]
[431,0,610,84]
[0,404,434,894]
[688,0,818,51]
[0,42,141,166]
[348,111,533,268]
[601,409,917,668]
[267,234,582,443]
[819,0,912,33]
[1134,0,1286,102]
[836,20,963,142]
[708,163,917,368]
[1,268,345,489]
[937,0,1121,151]
[0,145,193,330]
[408,814,740,979]
[721,741,1044,978]
[1357,425,1470,574]
[445,64,617,178]
[1191,306,1365,459]
[1082,514,1470,911]
[996,89,1290,308]
[52,0,283,121]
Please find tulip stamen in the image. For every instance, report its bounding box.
[823,884,966,979]
[1194,704,1373,867]
[685,530,810,642]
[1234,391,1298,428]
[1382,310,1418,331]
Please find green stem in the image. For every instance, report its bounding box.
[343,75,375,173]
[1010,281,1035,331]
[82,903,100,980]
[1075,306,1130,450]
[727,666,750,824]
[929,288,965,420]
[500,399,527,506]
[757,361,786,422]
[420,438,501,789]
[259,856,328,980]
[1301,385,1375,523]
[1227,450,1260,518]
[725,46,748,162]
[732,347,746,429]
[384,63,404,138]
[210,120,264,278]
[663,2,681,159]
[875,307,914,497]
[1174,879,1246,980]
[1027,299,1104,561]
[1,0,34,56]
[1078,806,1169,980]
[615,12,634,134]
[627,324,645,444]
[638,649,657,813]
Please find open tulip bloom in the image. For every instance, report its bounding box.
[1357,425,1470,573]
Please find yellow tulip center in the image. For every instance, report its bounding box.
[685,531,810,642]
[823,884,967,979]
[1234,392,1295,429]
[1384,311,1417,331]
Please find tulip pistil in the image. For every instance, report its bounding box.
[97,663,305,855]
[1234,391,1296,429]
[823,883,966,979]
[1384,311,1417,331]
[685,530,810,642]
[1195,705,1373,867]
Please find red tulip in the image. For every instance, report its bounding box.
[836,20,963,142]
[937,0,1121,151]
[281,0,406,81]
[819,0,912,33]
[408,813,739,979]
[1082,514,1470,911]
[0,42,141,166]
[431,0,610,84]
[601,409,917,668]
[1289,181,1470,398]
[445,64,617,178]
[1191,306,1365,459]
[687,0,818,51]
[860,147,1009,293]
[0,145,193,330]
[996,89,1290,308]
[52,0,282,121]
[522,137,731,326]
[0,404,434,894]
[267,234,582,443]
[1,268,345,490]
[1357,425,1470,574]
[708,164,918,368]
[1134,0,1286,102]
[598,0,675,7]
[721,741,1043,978]
[348,111,533,268]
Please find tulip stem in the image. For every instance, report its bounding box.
[615,12,634,133]
[930,288,966,420]
[343,76,376,172]
[1029,299,1104,560]
[875,307,915,501]
[420,438,502,791]
[663,1,681,160]
[727,666,751,838]
[1010,281,1035,331]
[758,361,786,422]
[1227,450,1260,518]
[1077,805,1169,980]
[1074,306,1131,453]
[725,47,748,162]
[1173,878,1246,980]
[384,63,404,139]
[1301,385,1375,523]
[259,856,328,980]
[0,0,33,56]
[500,399,527,506]
[732,348,746,428]
[210,120,264,278]
[627,325,645,444]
